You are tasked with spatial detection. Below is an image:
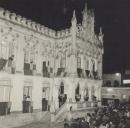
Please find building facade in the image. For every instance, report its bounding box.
[103,73,121,87]
[102,73,130,106]
[0,4,103,119]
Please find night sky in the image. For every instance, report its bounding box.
[0,0,130,74]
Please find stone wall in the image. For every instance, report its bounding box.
[0,111,48,128]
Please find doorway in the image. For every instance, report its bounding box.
[42,87,50,111]
[58,82,67,107]
[23,86,33,113]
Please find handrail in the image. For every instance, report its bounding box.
[55,102,67,115]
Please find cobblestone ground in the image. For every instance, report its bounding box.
[14,121,64,128]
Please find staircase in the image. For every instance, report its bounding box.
[53,101,99,123]
[40,111,51,122]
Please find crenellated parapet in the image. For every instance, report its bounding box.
[56,29,71,38]
[0,7,57,38]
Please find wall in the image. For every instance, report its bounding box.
[102,87,130,101]
[103,74,121,87]
[0,72,51,112]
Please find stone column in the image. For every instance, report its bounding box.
[16,38,24,73]
[81,89,84,102]
[67,79,76,103]
[36,43,42,75]
[88,87,92,102]
[54,85,59,110]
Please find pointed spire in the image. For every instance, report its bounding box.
[99,27,103,36]
[84,2,87,13]
[71,10,77,24]
[98,27,104,45]
[82,3,87,27]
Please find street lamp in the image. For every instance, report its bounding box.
[115,73,120,76]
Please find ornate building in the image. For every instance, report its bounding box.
[0,4,103,122]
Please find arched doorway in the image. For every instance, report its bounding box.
[75,83,81,102]
[23,81,33,113]
[91,86,96,101]
[58,82,67,107]
[84,87,89,101]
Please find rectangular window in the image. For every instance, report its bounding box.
[0,86,11,102]
[23,86,32,100]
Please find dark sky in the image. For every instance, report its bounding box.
[0,0,130,74]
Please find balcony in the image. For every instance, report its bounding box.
[24,63,36,76]
[56,68,66,77]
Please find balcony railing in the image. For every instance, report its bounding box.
[56,68,66,77]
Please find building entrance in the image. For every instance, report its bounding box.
[42,87,49,111]
[58,82,67,107]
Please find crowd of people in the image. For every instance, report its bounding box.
[65,104,130,128]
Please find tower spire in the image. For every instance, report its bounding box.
[71,10,77,24]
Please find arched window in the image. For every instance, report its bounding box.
[75,83,81,101]
[84,87,89,101]
[113,80,119,87]
[106,80,112,87]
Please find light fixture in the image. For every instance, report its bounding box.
[115,73,120,76]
